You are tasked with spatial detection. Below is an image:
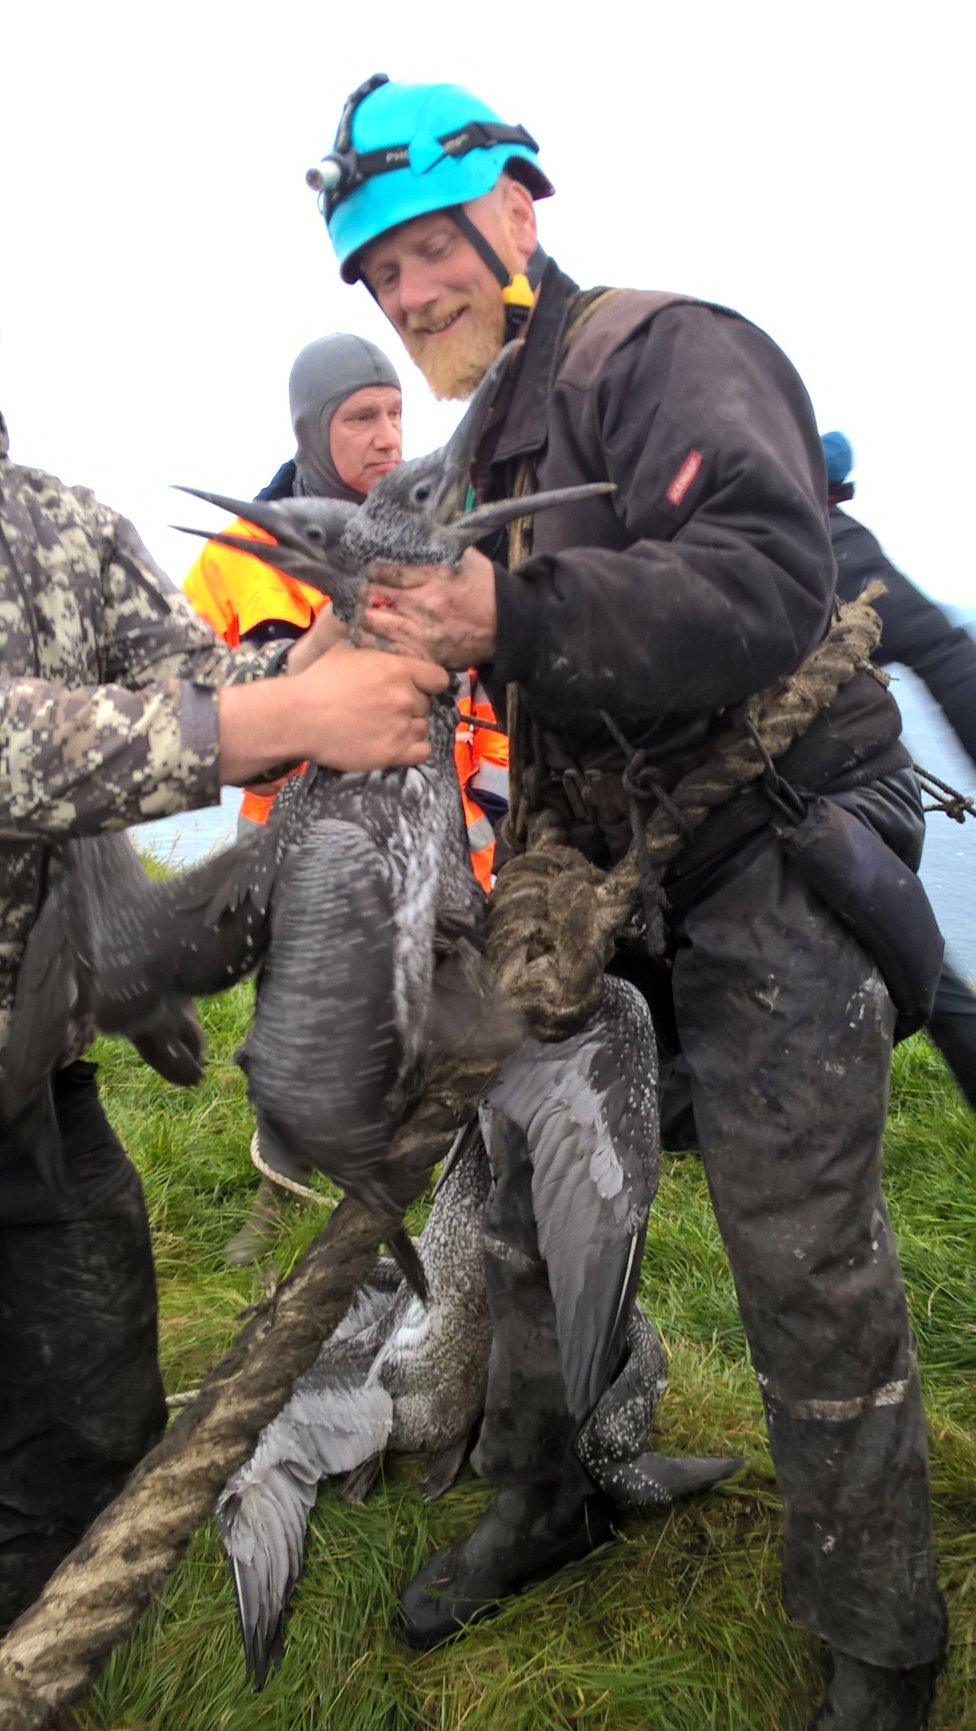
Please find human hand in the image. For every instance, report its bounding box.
[290,640,449,770]
[285,604,349,675]
[219,641,449,782]
[358,546,497,669]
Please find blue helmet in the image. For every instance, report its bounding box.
[308,75,554,283]
[821,430,854,487]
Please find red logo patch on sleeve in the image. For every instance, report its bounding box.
[666,449,703,507]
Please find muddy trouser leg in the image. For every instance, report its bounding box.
[470,1124,591,1498]
[0,1061,166,1632]
[658,1056,699,1152]
[670,838,943,1668]
[925,956,976,1111]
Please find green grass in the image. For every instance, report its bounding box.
[67,995,975,1730]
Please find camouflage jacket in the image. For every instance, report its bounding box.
[0,413,271,1065]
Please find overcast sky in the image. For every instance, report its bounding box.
[2,1,972,607]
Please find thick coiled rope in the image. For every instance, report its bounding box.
[0,1058,503,1731]
[491,583,886,1040]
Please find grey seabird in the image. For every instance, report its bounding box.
[218,1121,493,1687]
[478,976,741,1509]
[172,342,610,1278]
[219,980,742,1687]
[0,831,215,1181]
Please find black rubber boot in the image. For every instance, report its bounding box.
[809,1647,944,1729]
[399,1486,615,1649]
[222,1176,289,1267]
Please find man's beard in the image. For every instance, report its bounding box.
[404,294,506,401]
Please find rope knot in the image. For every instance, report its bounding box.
[485,842,622,1039]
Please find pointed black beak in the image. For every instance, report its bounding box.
[451,482,617,545]
[171,522,292,572]
[174,485,290,541]
[432,341,525,524]
[171,486,316,579]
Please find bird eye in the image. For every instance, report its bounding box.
[307,526,323,541]
[412,482,431,503]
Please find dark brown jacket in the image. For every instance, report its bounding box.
[480,263,905,858]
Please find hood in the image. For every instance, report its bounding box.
[288,334,400,504]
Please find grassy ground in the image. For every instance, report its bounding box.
[67,988,975,1731]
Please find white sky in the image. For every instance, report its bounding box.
[2,1,973,607]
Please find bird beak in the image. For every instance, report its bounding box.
[452,482,616,545]
[174,485,290,543]
[171,486,333,592]
[172,520,311,573]
[432,341,525,524]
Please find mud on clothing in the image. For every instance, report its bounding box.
[0,1062,166,1631]
[470,265,944,1668]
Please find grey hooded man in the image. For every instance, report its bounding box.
[183,330,403,731]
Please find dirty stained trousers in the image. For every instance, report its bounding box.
[0,1062,166,1630]
[475,829,943,1670]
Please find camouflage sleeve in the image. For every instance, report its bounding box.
[0,674,224,836]
[0,511,278,839]
[99,514,272,689]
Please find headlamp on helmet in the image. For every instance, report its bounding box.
[307,74,553,289]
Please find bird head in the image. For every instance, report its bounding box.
[173,492,364,617]
[357,340,615,551]
[174,342,615,612]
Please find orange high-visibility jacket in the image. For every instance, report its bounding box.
[454,671,509,888]
[183,521,325,823]
[183,526,509,877]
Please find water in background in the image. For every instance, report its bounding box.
[133,784,240,865]
[133,671,976,978]
[887,666,976,980]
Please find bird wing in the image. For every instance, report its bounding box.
[87,824,278,1018]
[129,1001,205,1087]
[483,977,659,1423]
[330,1270,401,1342]
[1,853,92,1153]
[2,825,278,1168]
[218,1277,405,1690]
[218,1356,393,1687]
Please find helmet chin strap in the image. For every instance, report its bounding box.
[359,209,544,346]
[448,209,541,342]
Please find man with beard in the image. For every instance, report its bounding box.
[303,75,947,1729]
[0,406,447,1630]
